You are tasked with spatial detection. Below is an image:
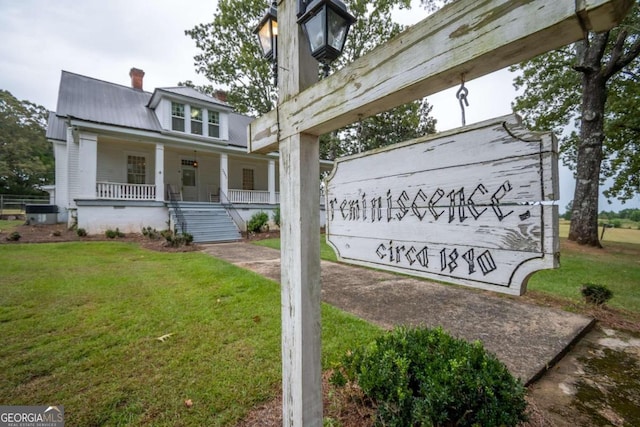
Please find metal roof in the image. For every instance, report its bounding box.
[56,71,162,132]
[50,71,251,148]
[45,111,66,141]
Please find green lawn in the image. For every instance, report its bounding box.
[0,219,24,233]
[0,242,380,426]
[528,239,640,313]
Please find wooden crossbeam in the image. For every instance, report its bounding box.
[248,0,633,154]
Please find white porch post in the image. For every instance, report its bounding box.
[220,153,228,199]
[155,143,165,202]
[268,159,276,204]
[78,133,97,199]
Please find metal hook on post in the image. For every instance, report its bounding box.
[456,75,469,127]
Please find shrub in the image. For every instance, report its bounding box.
[272,207,280,227]
[581,283,613,306]
[611,219,622,229]
[163,231,193,247]
[142,226,161,240]
[335,326,527,427]
[6,231,21,241]
[247,211,269,233]
[76,228,87,237]
[105,228,125,239]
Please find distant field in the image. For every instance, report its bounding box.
[559,219,640,244]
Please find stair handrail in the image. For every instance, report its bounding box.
[219,189,246,232]
[166,184,187,234]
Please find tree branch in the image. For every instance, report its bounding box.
[604,32,640,79]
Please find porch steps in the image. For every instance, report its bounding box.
[170,202,241,243]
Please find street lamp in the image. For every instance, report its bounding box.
[254,1,278,85]
[297,0,356,77]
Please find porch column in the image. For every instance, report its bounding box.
[268,159,276,204]
[78,133,97,199]
[220,153,228,200]
[155,143,165,202]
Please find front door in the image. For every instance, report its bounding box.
[181,162,197,201]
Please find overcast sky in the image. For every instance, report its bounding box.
[1,0,637,212]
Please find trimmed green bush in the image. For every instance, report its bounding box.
[581,283,613,305]
[76,228,87,237]
[141,226,161,240]
[247,211,269,233]
[335,326,527,427]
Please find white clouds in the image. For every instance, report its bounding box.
[0,0,217,110]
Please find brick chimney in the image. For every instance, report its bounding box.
[129,68,145,90]
[214,89,228,103]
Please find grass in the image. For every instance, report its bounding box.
[0,242,380,426]
[0,219,24,233]
[559,219,640,244]
[528,239,640,313]
[255,231,640,315]
[254,235,338,262]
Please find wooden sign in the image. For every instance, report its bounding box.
[325,115,559,295]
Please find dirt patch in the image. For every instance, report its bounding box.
[0,223,198,252]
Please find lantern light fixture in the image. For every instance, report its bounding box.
[254,1,279,84]
[297,0,356,76]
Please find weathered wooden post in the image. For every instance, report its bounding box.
[247,1,633,425]
[277,1,323,425]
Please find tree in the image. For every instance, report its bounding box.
[186,0,436,158]
[0,90,53,195]
[511,3,640,247]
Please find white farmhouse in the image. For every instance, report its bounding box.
[45,68,330,242]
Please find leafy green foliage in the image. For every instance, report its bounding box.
[163,230,193,247]
[338,326,527,427]
[105,228,125,239]
[76,228,87,237]
[141,226,161,240]
[0,90,54,195]
[511,3,640,246]
[271,206,280,227]
[581,283,614,306]
[186,0,437,159]
[247,211,269,233]
[5,231,21,241]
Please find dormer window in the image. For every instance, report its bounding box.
[208,111,220,138]
[171,102,185,132]
[191,107,203,135]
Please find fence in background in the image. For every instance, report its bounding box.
[0,194,50,216]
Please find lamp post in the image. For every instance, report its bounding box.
[255,0,355,81]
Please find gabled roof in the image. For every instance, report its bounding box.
[55,71,162,132]
[49,71,250,149]
[148,86,231,110]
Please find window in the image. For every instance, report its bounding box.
[127,155,146,184]
[208,111,220,138]
[171,102,185,132]
[242,168,254,191]
[191,107,203,135]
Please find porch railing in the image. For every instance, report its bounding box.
[96,182,156,200]
[227,189,275,204]
[220,190,246,232]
